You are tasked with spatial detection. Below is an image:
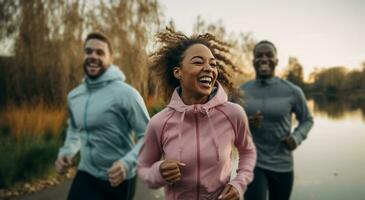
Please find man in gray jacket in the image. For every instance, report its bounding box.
[55,32,150,200]
[241,40,313,200]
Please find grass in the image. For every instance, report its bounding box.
[0,103,66,188]
[0,134,64,188]
[0,99,166,189]
[0,103,66,140]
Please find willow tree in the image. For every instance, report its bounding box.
[86,0,161,98]
[0,0,161,105]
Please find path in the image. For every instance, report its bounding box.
[13,178,164,200]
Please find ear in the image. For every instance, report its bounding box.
[173,67,181,79]
[274,58,279,66]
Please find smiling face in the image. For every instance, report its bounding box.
[173,43,218,104]
[83,39,112,79]
[253,43,278,79]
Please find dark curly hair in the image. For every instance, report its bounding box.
[149,27,240,101]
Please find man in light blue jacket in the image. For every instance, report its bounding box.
[55,32,150,200]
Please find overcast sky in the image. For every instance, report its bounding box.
[159,0,365,79]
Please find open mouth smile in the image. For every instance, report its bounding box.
[198,76,213,87]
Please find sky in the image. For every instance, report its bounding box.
[159,0,365,79]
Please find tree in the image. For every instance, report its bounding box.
[310,66,347,93]
[192,16,256,85]
[0,0,161,105]
[283,57,305,88]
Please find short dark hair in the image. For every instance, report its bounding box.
[253,40,277,54]
[84,32,113,54]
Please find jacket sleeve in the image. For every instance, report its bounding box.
[58,105,81,157]
[229,108,257,197]
[119,89,150,178]
[291,87,314,146]
[137,121,168,189]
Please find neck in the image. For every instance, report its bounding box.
[181,90,209,105]
[256,75,274,80]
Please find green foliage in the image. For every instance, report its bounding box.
[0,133,63,188]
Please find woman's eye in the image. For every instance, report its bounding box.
[210,63,217,67]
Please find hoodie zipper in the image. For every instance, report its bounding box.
[194,105,201,200]
[84,89,97,168]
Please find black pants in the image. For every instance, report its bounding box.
[244,167,294,200]
[68,170,136,200]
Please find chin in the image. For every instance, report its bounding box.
[199,89,212,97]
[87,72,101,79]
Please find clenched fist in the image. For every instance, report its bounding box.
[107,160,126,187]
[55,156,73,174]
[159,160,185,184]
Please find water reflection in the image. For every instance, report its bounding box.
[307,94,365,121]
[292,95,365,200]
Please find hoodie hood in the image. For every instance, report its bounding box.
[167,82,227,113]
[84,64,126,88]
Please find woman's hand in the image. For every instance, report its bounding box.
[159,159,185,184]
[218,184,240,200]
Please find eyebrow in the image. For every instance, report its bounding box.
[190,56,215,61]
[84,47,105,52]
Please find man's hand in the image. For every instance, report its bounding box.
[159,160,185,184]
[282,136,297,151]
[107,160,126,187]
[55,156,73,174]
[248,110,263,129]
[218,184,240,200]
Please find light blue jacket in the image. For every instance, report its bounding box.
[240,77,313,172]
[59,65,150,180]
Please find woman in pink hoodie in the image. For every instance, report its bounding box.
[138,28,257,200]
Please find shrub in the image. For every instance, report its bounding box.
[0,134,64,188]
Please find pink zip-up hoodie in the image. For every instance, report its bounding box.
[137,83,256,200]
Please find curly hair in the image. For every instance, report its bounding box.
[149,27,240,101]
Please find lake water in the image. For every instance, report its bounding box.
[291,96,365,200]
[136,95,365,200]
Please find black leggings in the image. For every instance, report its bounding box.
[244,167,294,200]
[68,170,136,200]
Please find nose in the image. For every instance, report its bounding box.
[203,64,214,71]
[86,50,98,59]
[261,54,269,60]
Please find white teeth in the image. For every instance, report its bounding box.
[199,77,212,82]
[89,63,99,68]
[259,64,270,70]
